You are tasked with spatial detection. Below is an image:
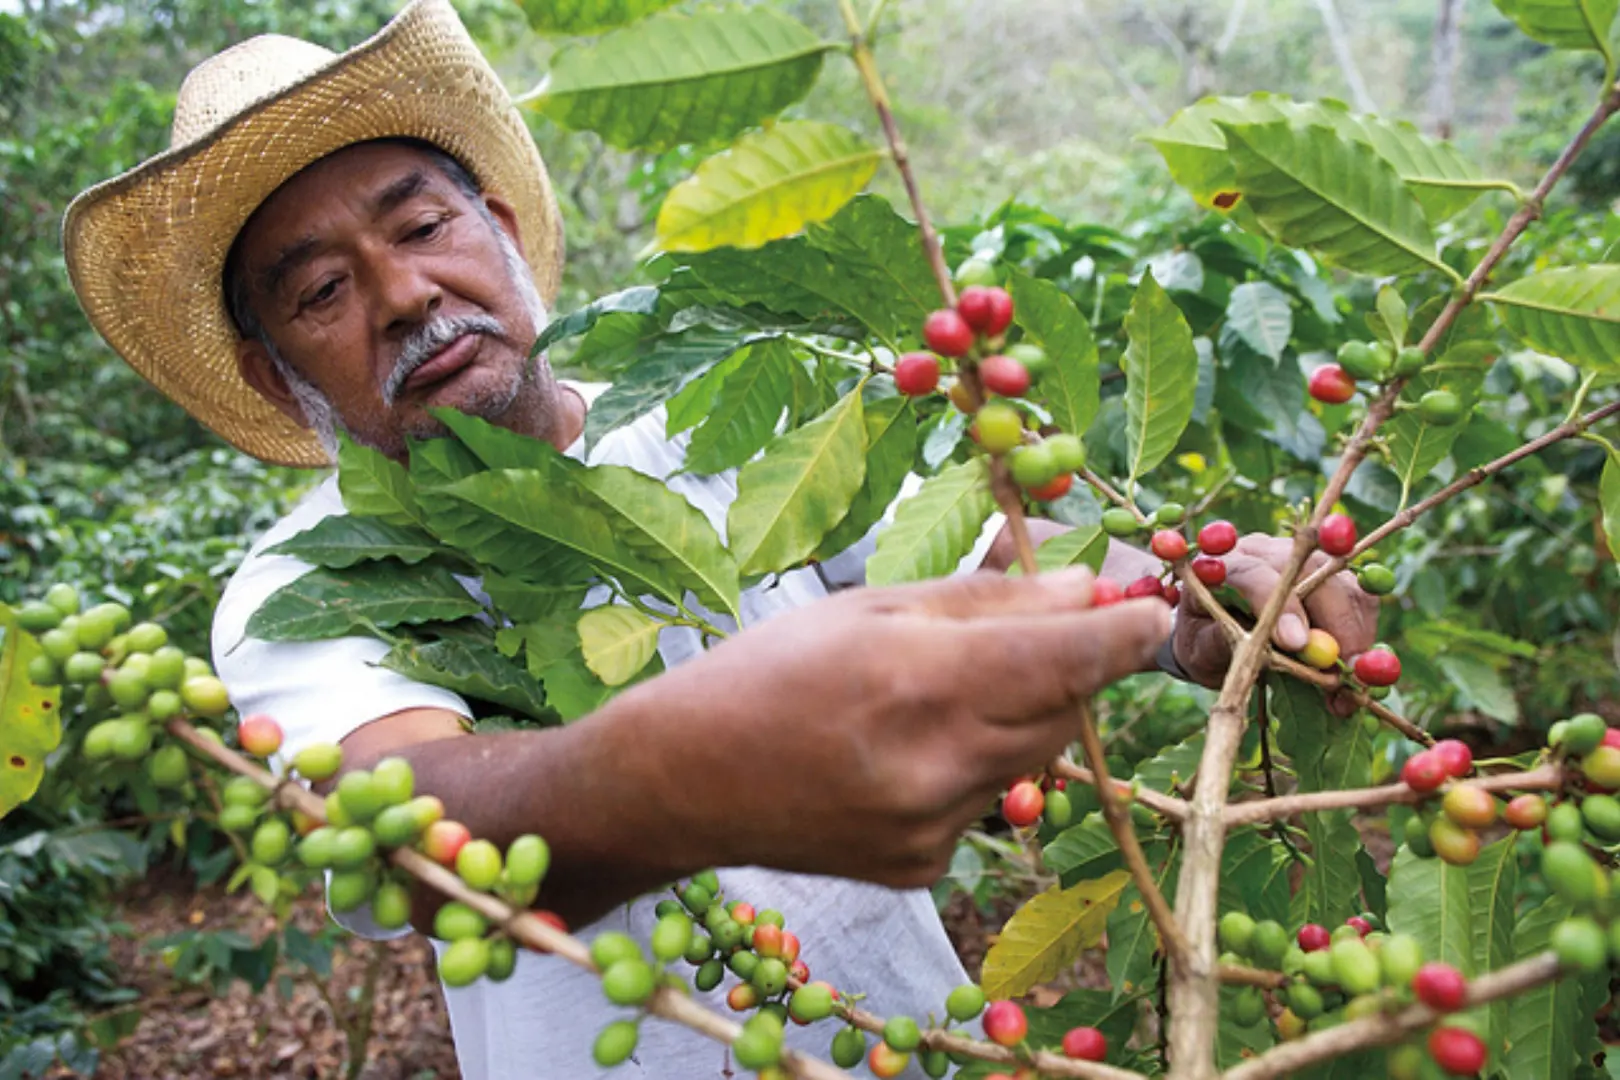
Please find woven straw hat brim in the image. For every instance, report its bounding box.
[62,0,563,467]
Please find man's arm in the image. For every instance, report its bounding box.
[328,569,1170,930]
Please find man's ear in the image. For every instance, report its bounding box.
[237,339,310,428]
[482,192,526,259]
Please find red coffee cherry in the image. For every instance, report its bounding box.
[1344,916,1372,938]
[1401,750,1447,793]
[1162,584,1181,607]
[1428,1026,1487,1076]
[1191,556,1227,587]
[1197,520,1238,556]
[894,352,941,396]
[1318,513,1357,556]
[1028,473,1073,501]
[1151,530,1189,561]
[1412,962,1467,1012]
[1504,793,1548,830]
[1297,924,1331,952]
[1002,781,1045,827]
[1431,739,1473,779]
[982,1001,1028,1047]
[1354,647,1402,687]
[1308,363,1357,405]
[1125,576,1165,601]
[1061,1026,1107,1061]
[979,354,1030,397]
[957,286,1014,336]
[1091,579,1124,607]
[924,309,976,357]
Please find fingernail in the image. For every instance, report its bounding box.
[1278,614,1308,651]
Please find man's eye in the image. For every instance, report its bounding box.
[409,218,444,241]
[300,278,341,311]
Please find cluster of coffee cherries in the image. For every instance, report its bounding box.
[1099,503,1238,604]
[17,584,233,763]
[1216,911,1486,1076]
[1308,341,1464,428]
[891,262,1085,504]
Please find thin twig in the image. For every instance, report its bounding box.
[1076,701,1192,967]
[1217,965,1287,990]
[1221,953,1563,1080]
[1050,758,1189,822]
[1297,398,1620,596]
[990,458,1040,575]
[1224,762,1564,827]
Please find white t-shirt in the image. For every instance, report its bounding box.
[213,388,997,1080]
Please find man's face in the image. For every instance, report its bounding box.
[233,142,543,459]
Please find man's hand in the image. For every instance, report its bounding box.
[602,567,1170,891]
[1171,533,1379,699]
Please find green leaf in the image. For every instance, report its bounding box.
[1467,837,1519,1057]
[1601,450,1620,558]
[1106,852,1178,1000]
[530,287,660,358]
[1032,526,1108,574]
[1218,827,1294,927]
[584,326,763,450]
[0,609,62,820]
[1147,94,1490,223]
[1008,272,1100,436]
[979,872,1129,1000]
[1386,847,1475,973]
[1491,0,1617,59]
[1377,284,1409,348]
[1385,340,1497,504]
[665,346,751,437]
[1045,813,1124,886]
[683,338,795,475]
[1123,273,1200,485]
[1225,282,1293,361]
[577,606,663,688]
[380,638,553,722]
[1505,897,1604,1080]
[1273,678,1370,927]
[813,395,917,560]
[246,563,484,643]
[1485,266,1620,374]
[517,0,679,35]
[267,517,442,570]
[1132,731,1206,796]
[727,387,867,576]
[535,8,831,152]
[338,435,421,527]
[677,195,936,348]
[1217,119,1448,277]
[1217,349,1325,462]
[1436,654,1521,725]
[654,121,882,254]
[866,458,995,586]
[1026,989,1144,1056]
[1217,984,1277,1068]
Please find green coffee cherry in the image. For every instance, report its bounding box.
[1358,564,1396,595]
[63,652,105,684]
[17,601,63,634]
[217,803,259,833]
[1416,390,1464,426]
[591,932,643,970]
[593,1020,640,1067]
[372,805,421,849]
[651,913,694,963]
[954,258,998,289]
[1561,714,1608,756]
[1008,443,1059,488]
[107,669,150,710]
[371,880,413,931]
[125,622,167,653]
[1544,842,1600,907]
[292,742,343,782]
[1233,986,1267,1027]
[439,937,491,988]
[601,959,657,1006]
[695,959,724,992]
[1288,982,1325,1019]
[945,983,985,1021]
[1155,502,1186,526]
[1330,939,1381,995]
[44,583,81,617]
[251,819,292,866]
[1393,346,1427,377]
[456,839,503,891]
[1219,912,1257,956]
[1102,507,1140,537]
[179,675,230,719]
[145,647,186,691]
[40,629,78,663]
[1336,341,1390,381]
[298,827,339,869]
[146,744,190,788]
[1378,934,1423,987]
[883,1016,921,1052]
[1005,342,1051,377]
[26,656,59,685]
[831,1028,867,1068]
[330,826,377,870]
[790,982,836,1022]
[335,770,383,823]
[1251,920,1291,968]
[505,834,550,887]
[435,902,489,942]
[1552,916,1609,973]
[146,689,182,721]
[1546,803,1585,844]
[732,1020,782,1070]
[1045,432,1086,473]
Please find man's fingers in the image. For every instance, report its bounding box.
[1171,613,1234,689]
[1302,570,1380,658]
[878,565,1096,621]
[1224,557,1312,653]
[959,599,1172,720]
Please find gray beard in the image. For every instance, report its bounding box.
[269,227,553,464]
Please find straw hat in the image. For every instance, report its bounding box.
[63,0,564,467]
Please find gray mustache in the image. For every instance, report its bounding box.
[383,313,505,405]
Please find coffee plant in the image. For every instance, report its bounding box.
[6,1,1620,1077]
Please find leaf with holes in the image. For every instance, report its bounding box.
[866,458,995,586]
[577,606,663,688]
[727,387,866,576]
[246,563,484,643]
[979,871,1129,1000]
[1225,282,1293,361]
[1491,0,1617,58]
[268,518,442,570]
[1123,273,1199,486]
[1217,119,1448,277]
[0,608,62,820]
[1008,271,1099,436]
[517,0,680,35]
[654,121,882,254]
[535,8,832,152]
[1485,266,1620,374]
[813,395,917,561]
[684,338,796,475]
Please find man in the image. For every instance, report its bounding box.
[64,3,1375,1076]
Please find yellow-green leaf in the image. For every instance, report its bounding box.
[517,0,680,36]
[655,121,882,254]
[1492,0,1617,60]
[979,871,1129,1000]
[1,605,63,820]
[727,388,867,576]
[1600,448,1620,557]
[578,605,663,687]
[534,8,831,152]
[1484,266,1620,374]
[866,458,995,587]
[1124,273,1200,486]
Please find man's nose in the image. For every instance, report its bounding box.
[373,260,443,338]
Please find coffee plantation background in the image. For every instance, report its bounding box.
[3,0,1618,1074]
